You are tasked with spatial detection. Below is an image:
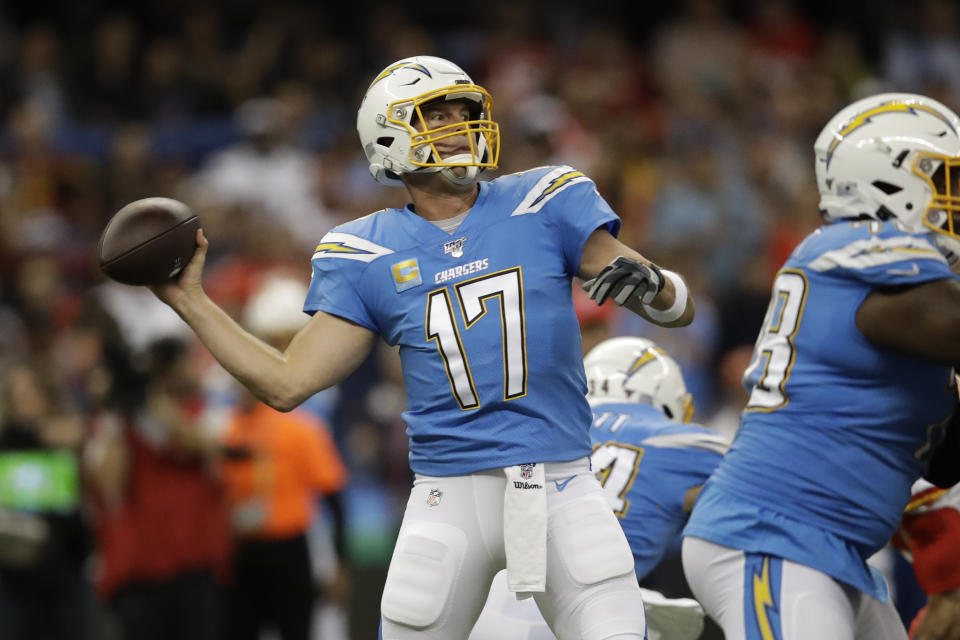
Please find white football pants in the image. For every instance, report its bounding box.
[681,536,907,640]
[380,457,647,639]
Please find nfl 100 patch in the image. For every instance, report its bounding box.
[444,237,466,258]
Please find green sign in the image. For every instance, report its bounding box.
[0,451,79,512]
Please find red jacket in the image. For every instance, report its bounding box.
[89,414,231,598]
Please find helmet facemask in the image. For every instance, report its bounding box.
[914,153,960,267]
[397,88,500,184]
[916,153,960,235]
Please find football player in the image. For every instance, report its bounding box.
[151,56,694,639]
[682,93,960,639]
[469,337,728,640]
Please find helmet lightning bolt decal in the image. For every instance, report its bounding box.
[626,348,666,376]
[826,101,958,168]
[371,63,433,87]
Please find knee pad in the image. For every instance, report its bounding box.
[577,575,647,640]
[554,496,635,586]
[381,522,467,629]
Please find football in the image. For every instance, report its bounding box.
[98,197,200,286]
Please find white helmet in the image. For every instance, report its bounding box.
[357,55,500,187]
[814,92,960,259]
[583,337,694,422]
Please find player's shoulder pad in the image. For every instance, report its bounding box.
[639,423,730,456]
[311,209,400,264]
[494,165,595,217]
[796,220,947,274]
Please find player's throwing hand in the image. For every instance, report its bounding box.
[151,228,209,309]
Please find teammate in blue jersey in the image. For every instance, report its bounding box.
[682,92,960,640]
[150,55,695,639]
[469,337,728,640]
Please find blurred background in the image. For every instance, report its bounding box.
[0,0,951,637]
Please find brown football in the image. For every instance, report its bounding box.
[98,197,199,286]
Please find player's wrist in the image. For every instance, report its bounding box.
[167,284,210,321]
[642,270,688,323]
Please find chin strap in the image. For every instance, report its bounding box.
[439,153,481,185]
[439,166,479,185]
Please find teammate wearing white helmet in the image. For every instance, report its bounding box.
[682,93,960,639]
[151,54,696,639]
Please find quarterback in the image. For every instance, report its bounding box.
[152,56,694,639]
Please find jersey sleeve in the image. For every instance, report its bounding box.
[530,166,621,275]
[805,227,956,288]
[303,235,380,333]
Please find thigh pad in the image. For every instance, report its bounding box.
[552,496,635,586]
[381,522,467,629]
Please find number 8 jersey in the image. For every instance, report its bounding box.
[684,220,959,600]
[303,166,620,477]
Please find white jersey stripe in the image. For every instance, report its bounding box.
[640,432,730,456]
[509,165,591,217]
[807,235,945,272]
[312,231,395,263]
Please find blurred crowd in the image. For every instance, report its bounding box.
[0,0,956,637]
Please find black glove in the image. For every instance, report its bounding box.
[582,257,665,306]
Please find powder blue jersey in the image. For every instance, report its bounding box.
[684,220,960,600]
[590,403,727,579]
[304,166,620,476]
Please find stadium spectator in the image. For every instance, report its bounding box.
[0,361,91,640]
[196,96,335,251]
[883,0,960,106]
[218,275,349,640]
[85,337,231,640]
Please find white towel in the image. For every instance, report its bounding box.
[503,463,547,596]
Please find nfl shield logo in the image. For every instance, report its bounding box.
[520,463,535,479]
[443,237,466,258]
[427,488,443,507]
